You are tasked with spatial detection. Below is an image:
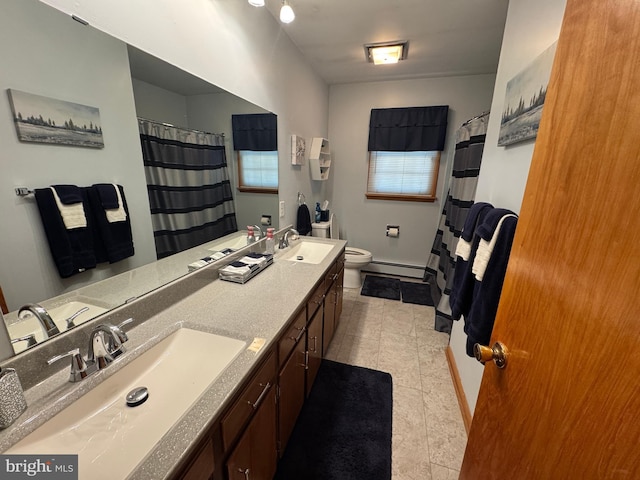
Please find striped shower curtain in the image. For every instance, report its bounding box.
[138,119,238,259]
[424,113,489,333]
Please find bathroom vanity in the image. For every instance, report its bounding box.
[0,231,346,480]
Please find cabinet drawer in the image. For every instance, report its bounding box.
[221,351,276,451]
[307,279,325,319]
[278,307,306,367]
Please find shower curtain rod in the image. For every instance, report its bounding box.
[461,110,490,127]
[137,117,224,137]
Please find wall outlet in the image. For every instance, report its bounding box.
[279,201,285,217]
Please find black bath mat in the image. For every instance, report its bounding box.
[360,275,401,300]
[274,360,393,480]
[400,281,434,306]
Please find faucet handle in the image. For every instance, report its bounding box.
[47,348,89,383]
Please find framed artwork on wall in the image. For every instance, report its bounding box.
[291,134,306,165]
[498,41,557,147]
[7,89,104,148]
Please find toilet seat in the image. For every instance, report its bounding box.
[345,247,372,266]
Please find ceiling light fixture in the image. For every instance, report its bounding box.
[280,0,295,23]
[248,0,265,6]
[364,41,409,65]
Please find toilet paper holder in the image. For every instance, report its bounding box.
[386,225,399,237]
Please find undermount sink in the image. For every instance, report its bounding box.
[279,240,334,264]
[8,301,108,353]
[6,328,246,479]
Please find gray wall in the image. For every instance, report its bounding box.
[131,80,279,232]
[328,74,497,275]
[0,0,156,311]
[41,0,331,231]
[186,94,278,230]
[450,0,568,414]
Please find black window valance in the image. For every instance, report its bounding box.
[368,106,449,152]
[232,113,278,151]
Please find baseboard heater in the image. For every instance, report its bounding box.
[363,260,426,279]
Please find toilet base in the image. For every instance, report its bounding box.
[344,267,364,289]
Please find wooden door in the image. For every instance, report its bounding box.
[306,306,323,397]
[461,0,640,478]
[335,267,344,323]
[322,282,336,355]
[277,336,306,454]
[226,388,277,480]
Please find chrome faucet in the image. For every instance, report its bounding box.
[11,334,37,349]
[279,228,300,249]
[18,303,60,338]
[64,306,90,328]
[87,320,132,369]
[47,318,133,382]
[253,224,264,239]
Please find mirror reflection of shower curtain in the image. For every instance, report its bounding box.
[424,112,489,333]
[138,119,238,259]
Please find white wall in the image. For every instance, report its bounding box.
[39,0,331,230]
[451,0,568,414]
[0,0,156,310]
[328,75,496,274]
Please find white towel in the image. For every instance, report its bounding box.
[50,187,87,230]
[105,184,127,223]
[239,255,268,267]
[455,238,472,261]
[472,214,517,281]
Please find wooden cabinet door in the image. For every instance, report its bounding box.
[322,281,336,355]
[334,267,344,325]
[277,336,306,453]
[306,306,323,397]
[226,388,277,480]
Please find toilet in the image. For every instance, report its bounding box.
[311,214,373,289]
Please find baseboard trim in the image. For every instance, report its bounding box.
[364,260,425,279]
[445,345,472,434]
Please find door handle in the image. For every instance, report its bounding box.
[474,342,508,368]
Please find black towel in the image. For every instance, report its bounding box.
[464,213,518,357]
[296,204,312,236]
[51,184,83,204]
[87,184,135,264]
[449,202,494,320]
[93,183,120,209]
[34,187,97,278]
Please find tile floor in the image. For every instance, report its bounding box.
[324,282,467,480]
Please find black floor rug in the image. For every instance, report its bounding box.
[360,275,401,300]
[274,360,393,480]
[400,281,434,306]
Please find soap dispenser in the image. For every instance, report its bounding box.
[246,226,255,245]
[0,367,27,429]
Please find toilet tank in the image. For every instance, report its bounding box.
[311,222,331,238]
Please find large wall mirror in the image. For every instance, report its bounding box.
[0,0,279,357]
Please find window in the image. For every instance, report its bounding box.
[367,150,440,202]
[366,105,448,202]
[231,113,278,194]
[237,150,278,193]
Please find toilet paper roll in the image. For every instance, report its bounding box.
[261,216,271,226]
[387,227,399,237]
